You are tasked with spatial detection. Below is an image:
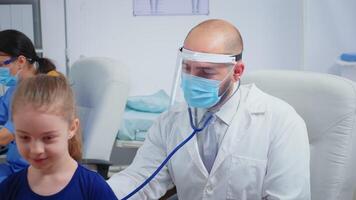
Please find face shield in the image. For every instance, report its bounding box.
[169,47,242,108]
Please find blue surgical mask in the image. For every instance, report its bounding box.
[180,72,231,108]
[0,67,17,86]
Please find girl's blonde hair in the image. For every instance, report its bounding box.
[11,74,82,161]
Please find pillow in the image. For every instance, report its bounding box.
[126,90,169,113]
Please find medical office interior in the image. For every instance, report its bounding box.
[1,0,356,199]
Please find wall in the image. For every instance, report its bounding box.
[37,0,356,167]
[0,5,34,43]
[304,0,356,74]
[6,1,356,92]
[62,0,302,95]
[40,0,66,73]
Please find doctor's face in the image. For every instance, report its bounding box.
[13,105,76,172]
[182,60,236,96]
[182,60,233,81]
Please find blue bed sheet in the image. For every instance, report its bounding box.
[117,108,161,141]
[117,90,170,141]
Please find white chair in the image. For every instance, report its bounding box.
[243,70,356,200]
[69,57,130,179]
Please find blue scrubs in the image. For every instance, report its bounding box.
[0,86,28,182]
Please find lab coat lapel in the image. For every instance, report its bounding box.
[209,98,248,175]
[210,84,267,175]
[180,109,210,178]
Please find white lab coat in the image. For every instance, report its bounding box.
[108,84,311,200]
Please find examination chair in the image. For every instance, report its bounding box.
[244,70,356,200]
[0,146,7,155]
[69,57,130,179]
[0,145,8,164]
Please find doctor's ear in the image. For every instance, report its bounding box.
[232,62,244,81]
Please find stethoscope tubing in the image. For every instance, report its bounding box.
[122,108,213,200]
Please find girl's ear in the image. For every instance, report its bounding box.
[68,118,79,139]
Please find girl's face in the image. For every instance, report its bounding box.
[13,105,78,172]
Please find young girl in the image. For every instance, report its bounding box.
[0,29,61,182]
[0,75,118,199]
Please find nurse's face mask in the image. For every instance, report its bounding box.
[179,48,242,108]
[0,57,18,86]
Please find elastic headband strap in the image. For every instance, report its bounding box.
[180,47,242,63]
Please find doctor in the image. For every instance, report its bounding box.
[108,19,310,199]
[0,29,61,182]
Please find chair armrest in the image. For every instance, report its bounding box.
[80,159,112,180]
[160,187,177,200]
[0,146,8,155]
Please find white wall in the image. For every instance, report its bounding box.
[9,1,356,94]
[61,0,302,95]
[0,5,34,42]
[304,0,356,74]
[1,1,304,93]
[40,0,66,73]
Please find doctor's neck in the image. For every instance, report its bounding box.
[209,80,238,113]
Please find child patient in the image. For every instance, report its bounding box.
[0,75,118,199]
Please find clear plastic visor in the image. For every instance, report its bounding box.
[169,48,239,106]
[180,47,236,80]
[180,48,238,63]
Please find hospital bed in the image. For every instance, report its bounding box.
[112,90,170,174]
[115,109,158,148]
[117,108,160,141]
[115,89,169,148]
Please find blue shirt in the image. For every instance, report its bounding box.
[0,164,118,200]
[0,86,15,132]
[0,86,28,170]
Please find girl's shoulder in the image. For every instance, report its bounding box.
[0,167,27,186]
[76,164,105,180]
[75,164,111,187]
[0,167,28,198]
[74,164,118,200]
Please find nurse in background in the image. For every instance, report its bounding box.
[0,29,61,182]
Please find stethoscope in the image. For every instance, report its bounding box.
[121,109,213,200]
[122,80,241,200]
